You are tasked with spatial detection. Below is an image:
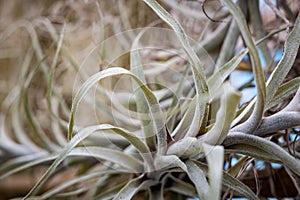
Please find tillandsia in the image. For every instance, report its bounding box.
[0,0,299,199]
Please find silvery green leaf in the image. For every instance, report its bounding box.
[222,0,266,133]
[69,147,143,172]
[193,161,259,200]
[233,14,300,127]
[169,175,197,197]
[266,14,300,103]
[143,0,210,140]
[131,28,158,151]
[225,144,281,163]
[68,67,166,155]
[203,83,240,145]
[186,160,209,200]
[223,132,300,176]
[154,155,187,172]
[171,96,197,140]
[208,51,247,94]
[41,170,119,199]
[167,137,203,158]
[203,143,224,200]
[24,124,153,198]
[143,0,209,95]
[113,175,157,200]
[267,77,300,110]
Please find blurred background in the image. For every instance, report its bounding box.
[0,0,299,199]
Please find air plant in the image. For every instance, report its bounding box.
[0,0,299,199]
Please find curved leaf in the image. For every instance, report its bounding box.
[208,51,247,94]
[0,152,50,179]
[68,67,166,155]
[225,144,281,163]
[24,124,153,198]
[222,0,266,133]
[223,132,300,176]
[232,16,300,127]
[69,147,143,172]
[193,161,259,200]
[154,155,187,172]
[143,0,208,95]
[171,96,197,140]
[267,77,300,110]
[143,0,210,139]
[0,154,57,180]
[266,12,300,102]
[131,28,160,152]
[41,170,120,199]
[203,83,240,145]
[113,175,157,200]
[169,175,197,197]
[186,160,209,200]
[203,144,224,200]
[167,137,203,158]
